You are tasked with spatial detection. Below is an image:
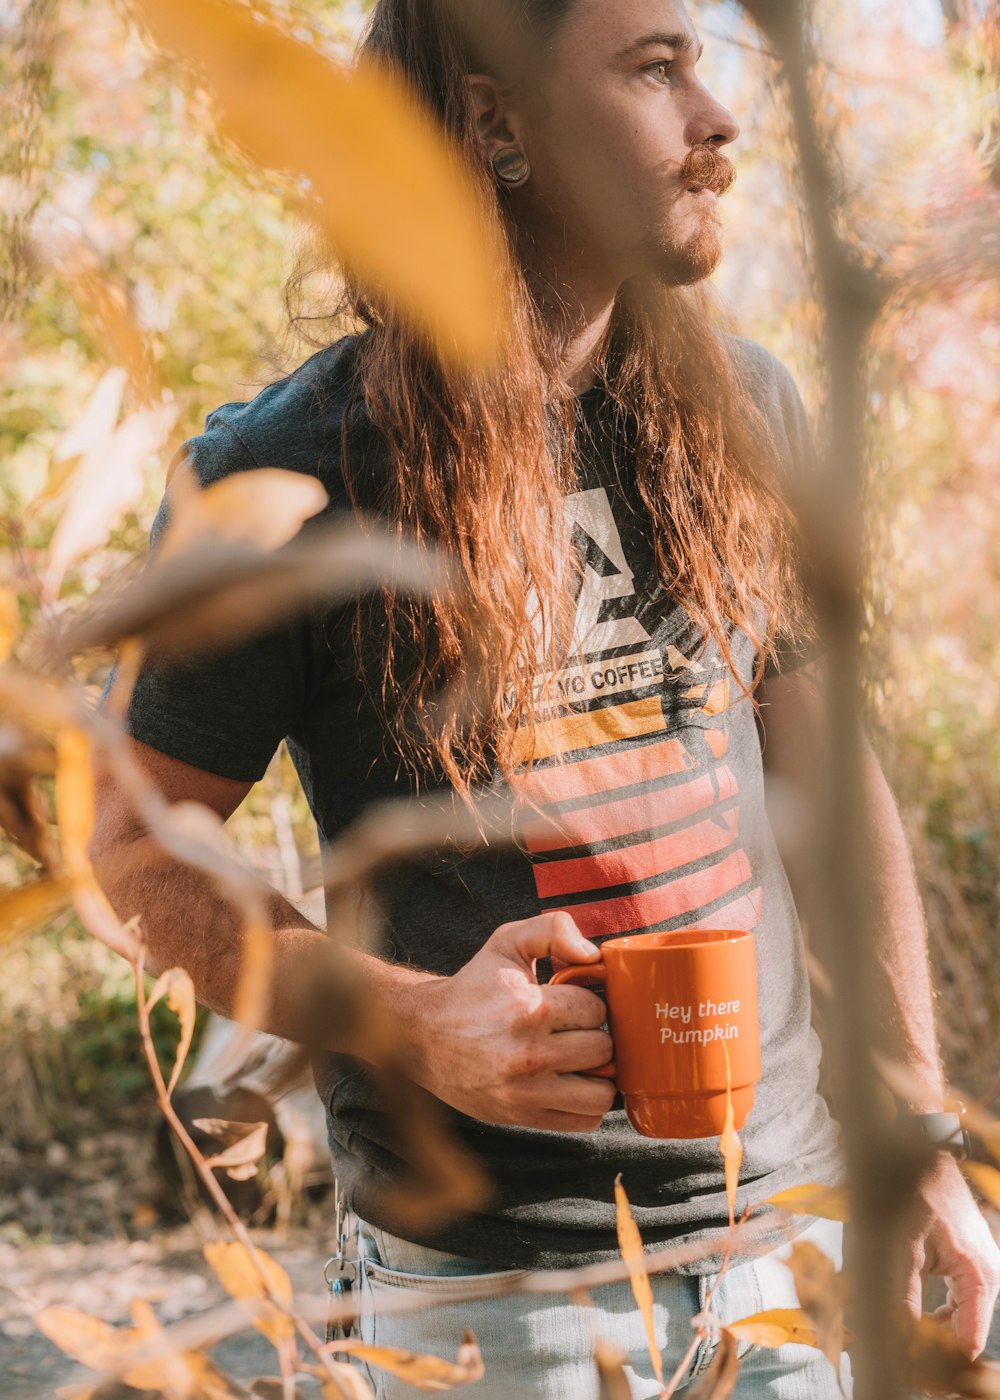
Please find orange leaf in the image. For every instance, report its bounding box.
[784,1240,846,1372]
[307,1361,377,1399]
[34,1307,124,1371]
[70,267,161,406]
[720,1042,743,1229]
[55,729,139,961]
[158,464,329,563]
[147,967,197,1097]
[328,1330,484,1392]
[725,1307,820,1349]
[132,0,504,369]
[203,1240,294,1347]
[200,1120,269,1180]
[904,1312,1000,1396]
[613,1173,663,1387]
[231,913,276,1033]
[765,1184,851,1222]
[0,876,73,946]
[43,395,177,600]
[55,727,97,880]
[0,585,20,663]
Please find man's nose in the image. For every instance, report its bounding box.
[686,91,740,149]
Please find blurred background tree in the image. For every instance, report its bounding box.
[0,0,996,1251]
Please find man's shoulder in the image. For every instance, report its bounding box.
[720,333,798,408]
[190,334,365,489]
[719,332,813,476]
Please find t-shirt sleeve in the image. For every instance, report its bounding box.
[97,410,330,783]
[733,342,826,683]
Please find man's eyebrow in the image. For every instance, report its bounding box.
[615,30,704,62]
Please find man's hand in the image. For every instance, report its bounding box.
[394,911,615,1132]
[900,1154,1000,1358]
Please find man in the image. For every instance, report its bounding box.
[92,0,999,1395]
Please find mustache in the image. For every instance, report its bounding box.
[679,143,737,197]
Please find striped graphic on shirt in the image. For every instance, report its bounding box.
[513,484,763,941]
[513,694,763,940]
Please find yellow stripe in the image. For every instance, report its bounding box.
[507,696,665,765]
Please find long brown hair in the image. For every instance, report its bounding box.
[289,0,816,800]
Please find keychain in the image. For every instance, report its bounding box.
[323,1182,358,1345]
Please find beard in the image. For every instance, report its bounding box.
[652,142,736,286]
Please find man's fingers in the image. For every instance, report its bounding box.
[525,1068,616,1118]
[537,1028,614,1075]
[542,983,608,1031]
[949,1274,999,1359]
[492,911,598,969]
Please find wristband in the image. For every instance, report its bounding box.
[896,1106,971,1161]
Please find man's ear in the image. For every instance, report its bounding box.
[465,72,526,166]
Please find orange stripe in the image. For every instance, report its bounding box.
[534,810,740,899]
[513,727,729,806]
[523,766,740,853]
[550,850,754,939]
[506,697,665,766]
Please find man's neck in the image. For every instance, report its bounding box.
[519,225,622,396]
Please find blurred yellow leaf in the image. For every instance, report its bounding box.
[33,1307,162,1389]
[71,267,161,406]
[159,463,329,563]
[55,726,96,880]
[328,1330,484,1392]
[43,394,177,601]
[147,966,197,1097]
[48,368,126,477]
[725,1308,820,1349]
[199,1119,269,1181]
[132,0,504,368]
[53,726,141,958]
[307,1361,377,1400]
[685,1327,740,1398]
[904,1312,1000,1397]
[203,1240,294,1347]
[613,1173,663,1387]
[720,1043,743,1229]
[962,1161,1000,1208]
[784,1240,846,1372]
[231,912,275,1033]
[0,725,58,868]
[0,586,20,663]
[0,876,73,946]
[765,1184,851,1222]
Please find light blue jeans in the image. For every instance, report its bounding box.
[354,1214,853,1398]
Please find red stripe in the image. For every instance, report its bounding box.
[533,809,741,899]
[550,850,755,939]
[523,766,740,853]
[513,728,729,806]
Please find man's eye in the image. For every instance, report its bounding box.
[645,59,675,83]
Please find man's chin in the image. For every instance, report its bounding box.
[649,219,724,286]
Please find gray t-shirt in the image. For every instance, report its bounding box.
[101,332,844,1271]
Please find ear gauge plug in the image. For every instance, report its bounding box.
[492,146,531,188]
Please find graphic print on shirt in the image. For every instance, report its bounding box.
[512,486,763,941]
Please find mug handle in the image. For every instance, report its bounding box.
[549,962,617,1081]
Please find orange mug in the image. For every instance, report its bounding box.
[550,928,761,1138]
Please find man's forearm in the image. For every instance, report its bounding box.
[92,834,435,1054]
